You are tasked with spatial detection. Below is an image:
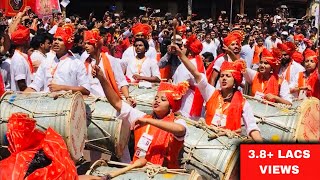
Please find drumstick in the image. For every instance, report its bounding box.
[109,158,148,178]
[172,18,178,45]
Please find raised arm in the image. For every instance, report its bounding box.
[170,44,202,83]
[93,65,122,111]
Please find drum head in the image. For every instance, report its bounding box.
[67,92,87,161]
[114,118,131,158]
[295,97,320,142]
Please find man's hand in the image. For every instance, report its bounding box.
[48,83,63,92]
[132,74,143,81]
[263,93,277,101]
[126,96,137,108]
[135,117,151,126]
[92,65,105,81]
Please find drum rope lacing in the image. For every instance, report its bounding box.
[177,116,247,175]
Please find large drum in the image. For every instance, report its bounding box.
[0,92,87,161]
[246,96,320,142]
[84,97,131,159]
[179,118,245,180]
[86,160,202,180]
[128,84,158,114]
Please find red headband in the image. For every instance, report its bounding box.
[84,29,101,45]
[11,25,30,45]
[223,30,244,47]
[261,48,280,70]
[186,34,203,55]
[176,25,187,32]
[294,34,304,41]
[277,42,296,56]
[54,24,75,50]
[131,23,152,36]
[291,51,304,64]
[304,49,318,64]
[220,60,246,86]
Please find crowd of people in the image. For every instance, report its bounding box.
[0,4,319,179]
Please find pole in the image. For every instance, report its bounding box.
[230,0,233,25]
[240,0,245,15]
[188,0,192,16]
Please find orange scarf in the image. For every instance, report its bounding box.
[133,113,183,168]
[17,50,34,74]
[298,70,320,99]
[205,90,244,130]
[251,73,280,98]
[0,73,5,97]
[252,45,265,64]
[284,62,292,83]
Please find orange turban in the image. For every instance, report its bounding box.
[294,34,304,41]
[11,25,30,45]
[220,60,246,86]
[291,51,304,63]
[261,48,281,70]
[158,81,189,112]
[84,29,102,45]
[186,34,203,55]
[277,42,296,56]
[131,23,152,37]
[304,49,318,64]
[223,30,245,47]
[54,24,75,50]
[176,25,187,32]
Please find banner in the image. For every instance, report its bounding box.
[34,0,61,18]
[0,0,35,17]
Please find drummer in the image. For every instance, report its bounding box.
[83,29,136,106]
[169,44,263,142]
[243,48,292,105]
[92,64,188,168]
[291,49,320,99]
[24,24,90,95]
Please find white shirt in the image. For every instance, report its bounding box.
[29,53,90,92]
[124,57,160,82]
[195,74,260,136]
[0,58,11,90]
[201,40,219,59]
[30,50,47,64]
[244,68,293,103]
[87,53,128,97]
[10,50,32,91]
[264,36,282,51]
[172,58,203,119]
[278,61,305,92]
[121,46,157,63]
[240,44,255,69]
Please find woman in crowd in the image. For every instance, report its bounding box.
[244,48,292,105]
[169,44,263,142]
[92,62,188,168]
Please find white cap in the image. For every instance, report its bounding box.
[171,35,183,44]
[281,31,288,36]
[65,18,71,23]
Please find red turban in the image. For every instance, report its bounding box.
[131,23,152,37]
[186,34,203,55]
[158,81,189,112]
[294,34,304,41]
[54,24,75,50]
[291,51,304,63]
[84,29,102,45]
[0,113,78,180]
[223,30,245,47]
[220,60,246,86]
[11,25,30,45]
[277,42,296,56]
[304,49,318,64]
[261,48,280,70]
[176,25,187,32]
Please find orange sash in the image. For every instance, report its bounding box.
[156,53,171,80]
[17,50,34,74]
[133,113,183,168]
[251,73,280,97]
[297,70,320,99]
[252,45,265,64]
[101,53,121,97]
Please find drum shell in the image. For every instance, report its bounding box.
[84,97,131,159]
[180,119,240,180]
[128,85,158,114]
[0,92,87,161]
[86,160,202,180]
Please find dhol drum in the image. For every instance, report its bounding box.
[0,92,87,161]
[128,84,158,114]
[245,96,320,142]
[84,97,131,159]
[179,117,246,180]
[86,160,202,180]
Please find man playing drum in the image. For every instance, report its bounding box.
[92,63,188,168]
[170,43,263,142]
[83,29,136,106]
[25,24,90,95]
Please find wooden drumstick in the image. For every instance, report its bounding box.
[109,158,148,178]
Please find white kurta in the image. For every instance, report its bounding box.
[1,58,11,90]
[29,53,90,92]
[122,46,157,62]
[172,58,203,119]
[30,50,47,64]
[200,40,219,59]
[244,68,293,103]
[195,74,260,136]
[87,53,128,97]
[264,37,282,51]
[124,57,160,82]
[10,50,32,91]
